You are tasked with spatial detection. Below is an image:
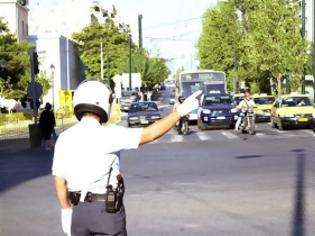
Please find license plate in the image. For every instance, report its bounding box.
[140,120,149,124]
[217,116,226,120]
[298,118,308,122]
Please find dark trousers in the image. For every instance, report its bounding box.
[71,202,127,236]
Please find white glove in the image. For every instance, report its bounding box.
[61,208,72,236]
[176,90,202,117]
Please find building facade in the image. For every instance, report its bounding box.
[0,0,29,41]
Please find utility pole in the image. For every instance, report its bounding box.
[138,14,143,48]
[100,42,104,81]
[129,34,132,89]
[301,0,306,94]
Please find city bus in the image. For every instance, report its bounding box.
[176,70,226,121]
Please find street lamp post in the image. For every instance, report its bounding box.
[50,64,55,111]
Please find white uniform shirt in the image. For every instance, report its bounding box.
[52,117,142,193]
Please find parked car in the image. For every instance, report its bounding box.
[120,90,140,111]
[271,94,314,130]
[127,101,161,127]
[197,93,238,130]
[252,94,275,122]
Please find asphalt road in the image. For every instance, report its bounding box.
[0,94,314,236]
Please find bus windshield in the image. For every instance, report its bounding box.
[179,71,226,98]
[181,81,204,98]
[181,72,225,82]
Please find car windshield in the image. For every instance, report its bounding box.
[282,97,312,107]
[254,97,275,105]
[203,95,232,106]
[129,102,158,112]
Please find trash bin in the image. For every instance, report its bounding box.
[28,124,42,148]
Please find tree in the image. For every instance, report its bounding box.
[198,0,309,94]
[129,48,170,90]
[73,7,170,90]
[72,10,130,82]
[0,21,33,99]
[198,1,242,91]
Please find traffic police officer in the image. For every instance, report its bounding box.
[52,80,201,236]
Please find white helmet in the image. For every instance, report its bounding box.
[73,80,112,123]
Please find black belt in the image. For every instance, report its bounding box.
[69,191,106,203]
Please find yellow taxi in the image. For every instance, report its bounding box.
[252,94,275,121]
[271,94,314,130]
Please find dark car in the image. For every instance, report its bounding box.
[127,101,161,127]
[197,93,238,130]
[120,91,140,111]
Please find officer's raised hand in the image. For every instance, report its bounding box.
[140,90,202,144]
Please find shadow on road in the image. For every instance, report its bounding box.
[291,149,306,236]
[0,138,53,193]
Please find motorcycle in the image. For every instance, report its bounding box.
[177,115,189,135]
[239,107,256,135]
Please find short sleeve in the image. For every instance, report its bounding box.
[51,133,67,176]
[108,125,143,150]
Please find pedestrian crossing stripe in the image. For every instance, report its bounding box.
[147,129,314,145]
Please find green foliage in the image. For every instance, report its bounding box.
[72,8,170,90]
[0,20,33,99]
[36,71,51,96]
[72,20,129,81]
[198,0,309,93]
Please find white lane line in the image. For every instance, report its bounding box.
[255,133,264,137]
[221,131,238,139]
[170,134,184,143]
[300,130,313,136]
[196,132,212,141]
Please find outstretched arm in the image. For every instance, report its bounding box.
[140,110,181,144]
[139,90,202,145]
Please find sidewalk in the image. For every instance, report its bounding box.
[0,116,78,141]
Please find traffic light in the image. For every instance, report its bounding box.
[32,51,39,75]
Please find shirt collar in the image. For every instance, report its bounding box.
[80,117,101,126]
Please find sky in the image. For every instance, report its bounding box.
[28,0,219,74]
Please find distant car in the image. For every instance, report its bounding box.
[252,94,275,122]
[120,91,140,111]
[271,94,314,130]
[127,101,161,127]
[197,93,238,130]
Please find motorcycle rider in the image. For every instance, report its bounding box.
[234,90,256,131]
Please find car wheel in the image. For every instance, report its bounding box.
[271,117,277,128]
[197,119,206,130]
[278,118,285,130]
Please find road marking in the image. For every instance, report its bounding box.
[255,133,264,137]
[196,132,212,141]
[170,134,184,143]
[300,130,313,136]
[221,131,238,139]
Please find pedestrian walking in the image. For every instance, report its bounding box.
[39,102,56,150]
[52,80,201,236]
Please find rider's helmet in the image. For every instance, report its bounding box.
[178,96,185,104]
[73,80,112,123]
